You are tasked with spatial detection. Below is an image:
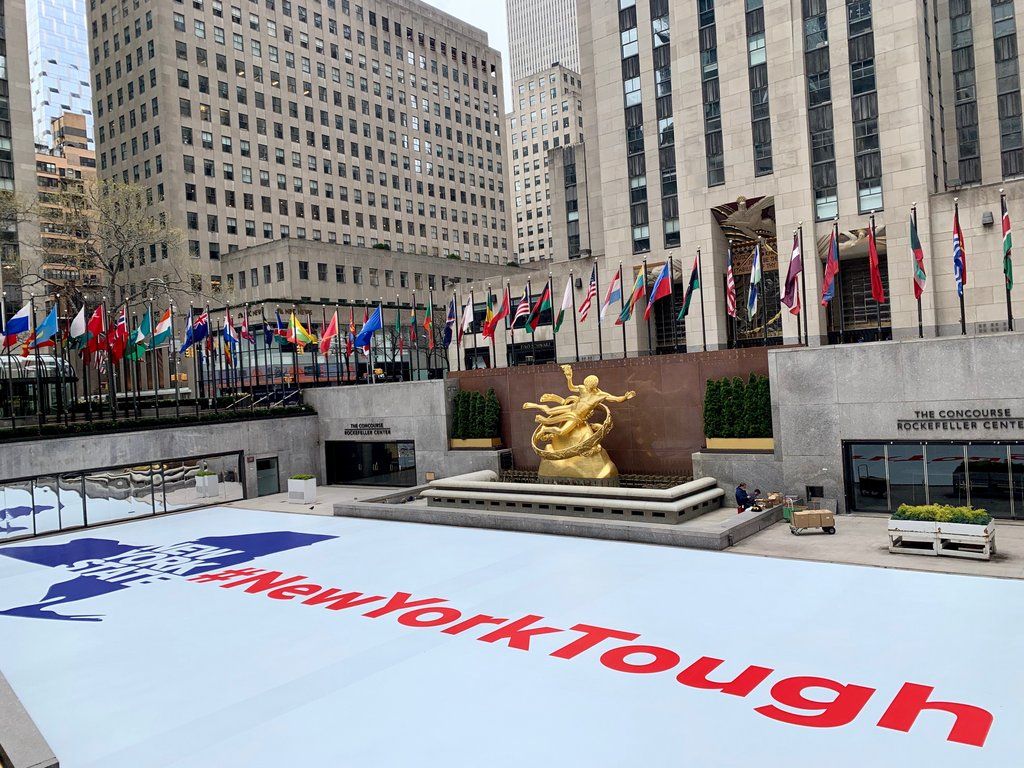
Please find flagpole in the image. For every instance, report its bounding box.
[569,270,580,362]
[619,263,627,359]
[1,289,14,428]
[506,280,514,368]
[28,294,43,428]
[54,294,67,426]
[641,258,652,355]
[453,290,462,372]
[547,272,558,364]
[594,263,604,361]
[954,197,967,335]
[210,312,220,407]
[130,310,142,418]
[103,299,117,422]
[833,219,846,343]
[527,278,536,364]
[1001,189,1014,332]
[697,250,707,352]
[146,299,158,418]
[469,288,477,369]
[798,224,809,345]
[487,285,496,368]
[869,213,882,335]
[410,293,419,381]
[667,257,678,352]
[169,302,180,418]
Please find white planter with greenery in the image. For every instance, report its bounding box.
[288,474,317,503]
[887,505,995,560]
[195,472,219,498]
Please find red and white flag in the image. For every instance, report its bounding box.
[781,232,803,316]
[318,310,339,355]
[579,264,598,322]
[725,249,737,319]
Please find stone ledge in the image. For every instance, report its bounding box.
[0,669,58,768]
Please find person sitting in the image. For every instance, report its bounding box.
[735,483,761,513]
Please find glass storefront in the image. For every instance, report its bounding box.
[1,451,245,542]
[325,440,417,487]
[844,441,1024,518]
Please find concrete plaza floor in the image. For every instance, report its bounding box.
[227,484,408,516]
[731,514,1024,580]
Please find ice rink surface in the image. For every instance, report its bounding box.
[0,506,1021,767]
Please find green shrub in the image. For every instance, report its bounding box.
[196,470,217,477]
[702,373,772,439]
[289,474,316,480]
[450,389,502,440]
[892,504,992,526]
[451,391,466,439]
[484,388,501,438]
[702,380,721,439]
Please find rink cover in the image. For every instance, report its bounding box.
[0,506,1020,767]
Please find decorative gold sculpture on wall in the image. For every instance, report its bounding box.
[523,365,636,479]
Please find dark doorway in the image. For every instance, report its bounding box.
[256,457,280,496]
[325,440,417,486]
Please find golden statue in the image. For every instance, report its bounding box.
[523,364,636,479]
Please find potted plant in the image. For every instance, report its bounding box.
[288,473,317,503]
[195,469,219,498]
[888,504,995,560]
[450,389,503,449]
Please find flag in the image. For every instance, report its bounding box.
[821,227,840,307]
[781,233,803,316]
[394,308,405,354]
[179,310,209,354]
[287,312,316,351]
[346,307,356,357]
[69,305,88,348]
[459,298,474,343]
[617,268,647,325]
[271,310,288,345]
[867,222,887,304]
[152,308,173,347]
[481,291,495,338]
[109,306,129,363]
[512,289,531,328]
[126,309,152,361]
[953,207,967,297]
[910,213,927,300]
[2,302,31,346]
[579,265,598,322]
[442,296,458,348]
[747,242,762,321]
[600,270,622,322]
[240,311,254,343]
[223,309,239,350]
[644,262,672,321]
[354,305,383,349]
[86,304,107,354]
[407,305,416,349]
[527,282,552,332]
[725,249,737,318]
[319,310,339,355]
[554,277,573,332]
[678,253,700,320]
[483,286,510,339]
[1002,195,1013,292]
[30,307,59,348]
[423,302,434,350]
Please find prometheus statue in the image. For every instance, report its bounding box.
[523,364,636,479]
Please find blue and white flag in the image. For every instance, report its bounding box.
[2,302,31,342]
[353,305,382,349]
[747,242,762,321]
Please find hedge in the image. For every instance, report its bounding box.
[702,374,771,439]
[891,504,992,526]
[0,405,315,443]
[451,389,501,440]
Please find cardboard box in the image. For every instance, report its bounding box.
[792,510,823,528]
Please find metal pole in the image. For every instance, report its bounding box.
[453,290,462,372]
[54,294,67,426]
[760,240,769,348]
[189,305,200,416]
[29,295,45,428]
[130,311,141,419]
[643,258,653,355]
[1002,189,1014,332]
[698,250,708,352]
[667,256,678,352]
[570,270,580,362]
[488,286,496,369]
[526,278,536,364]
[507,281,516,367]
[170,303,180,418]
[548,273,557,364]
[619,263,627,359]
[798,224,809,345]
[148,299,159,418]
[834,220,846,342]
[594,263,604,360]
[469,288,477,370]
[410,294,419,381]
[871,213,882,335]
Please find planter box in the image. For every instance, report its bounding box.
[888,518,996,560]
[195,475,219,499]
[705,437,775,452]
[288,477,317,504]
[450,437,503,449]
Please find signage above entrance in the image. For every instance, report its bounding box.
[343,422,392,437]
[896,407,1024,432]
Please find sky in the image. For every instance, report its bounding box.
[423,0,511,108]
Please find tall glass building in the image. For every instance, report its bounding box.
[26,0,93,148]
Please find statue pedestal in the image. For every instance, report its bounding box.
[538,448,618,480]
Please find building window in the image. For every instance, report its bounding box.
[298,261,309,280]
[746,0,773,176]
[848,0,883,212]
[950,0,981,184]
[698,0,724,186]
[621,3,650,252]
[992,0,1024,177]
[651,0,680,246]
[804,0,838,219]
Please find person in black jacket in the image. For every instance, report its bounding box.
[735,483,760,512]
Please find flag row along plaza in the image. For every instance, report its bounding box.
[0,190,1019,428]
[0,507,1019,767]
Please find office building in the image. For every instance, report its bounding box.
[506,0,579,82]
[86,0,510,303]
[508,62,584,262]
[536,0,1024,354]
[27,0,95,148]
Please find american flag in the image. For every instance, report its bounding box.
[578,264,598,322]
[512,288,531,328]
[725,248,737,318]
[953,206,967,297]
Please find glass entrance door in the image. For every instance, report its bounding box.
[256,457,280,496]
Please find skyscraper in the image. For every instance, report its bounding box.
[506,0,579,82]
[26,0,94,148]
[86,0,510,302]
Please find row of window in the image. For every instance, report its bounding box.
[746,0,773,177]
[992,0,1024,178]
[620,1,651,254]
[698,0,724,187]
[804,0,838,220]
[950,0,981,184]
[651,0,680,248]
[848,0,884,213]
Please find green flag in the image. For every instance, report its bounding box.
[1002,195,1013,292]
[678,255,701,321]
[125,309,152,361]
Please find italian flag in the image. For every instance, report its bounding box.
[527,282,553,332]
[152,308,173,347]
[553,277,573,333]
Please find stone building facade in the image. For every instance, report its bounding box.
[86,0,511,302]
[507,63,585,263]
[506,0,580,83]
[537,0,1024,352]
